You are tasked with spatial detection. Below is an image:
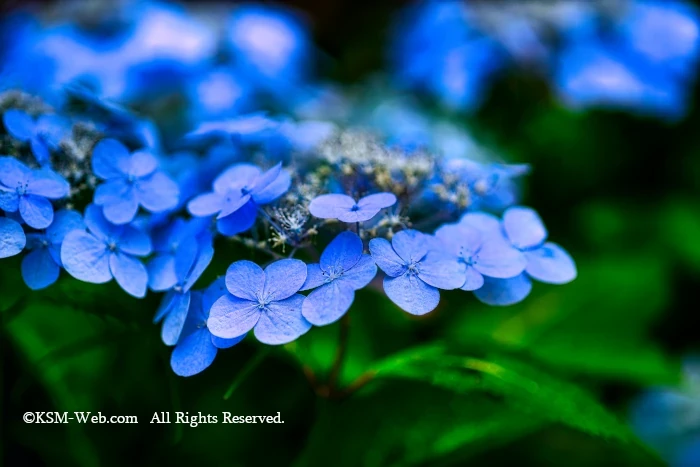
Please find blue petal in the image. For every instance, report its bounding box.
[30,138,50,165]
[225,260,265,300]
[251,168,291,204]
[47,210,85,245]
[338,254,377,290]
[213,163,260,194]
[418,251,466,290]
[19,195,53,229]
[254,294,310,345]
[21,248,60,290]
[473,273,532,306]
[460,266,484,291]
[250,162,281,195]
[202,276,228,312]
[27,169,69,198]
[0,217,26,258]
[136,171,180,213]
[434,223,482,257]
[2,109,34,141]
[109,252,148,298]
[188,192,225,217]
[524,242,577,284]
[336,207,380,223]
[216,200,257,235]
[94,179,129,206]
[392,229,429,263]
[148,254,177,291]
[217,192,251,219]
[320,231,362,272]
[369,238,406,277]
[358,192,397,210]
[300,263,325,291]
[302,282,355,326]
[91,138,130,180]
[84,204,118,242]
[161,291,191,346]
[125,151,158,178]
[61,230,111,283]
[183,239,214,291]
[503,206,547,249]
[0,188,19,212]
[263,258,307,301]
[174,240,198,284]
[117,225,152,256]
[308,194,355,219]
[208,294,260,338]
[171,328,218,377]
[154,290,177,323]
[458,211,502,236]
[383,273,440,315]
[474,240,527,279]
[101,190,139,225]
[211,333,245,349]
[0,157,32,187]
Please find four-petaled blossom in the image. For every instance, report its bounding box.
[92,138,179,225]
[309,193,397,223]
[171,278,245,377]
[21,210,84,290]
[2,109,69,165]
[0,157,70,229]
[300,231,377,325]
[369,229,464,315]
[0,216,26,259]
[61,204,152,298]
[207,259,310,344]
[187,162,290,236]
[153,234,214,346]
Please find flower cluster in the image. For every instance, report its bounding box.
[0,0,578,378]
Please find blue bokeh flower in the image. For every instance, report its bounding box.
[0,157,70,229]
[187,162,290,236]
[170,277,246,377]
[369,229,465,315]
[0,216,26,259]
[61,204,151,298]
[21,209,84,290]
[300,231,377,325]
[2,109,69,165]
[207,259,310,345]
[309,193,397,223]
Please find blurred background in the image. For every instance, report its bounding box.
[2,0,700,465]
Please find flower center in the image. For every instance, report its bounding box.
[406,260,420,276]
[241,186,251,196]
[16,182,28,196]
[107,241,118,252]
[255,292,273,309]
[350,204,360,212]
[324,266,344,282]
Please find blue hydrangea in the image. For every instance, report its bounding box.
[207,259,310,345]
[153,233,214,346]
[309,193,397,223]
[369,229,465,315]
[21,209,84,290]
[2,109,69,165]
[300,231,377,325]
[0,157,70,229]
[187,162,290,236]
[61,204,152,298]
[171,278,245,377]
[0,216,26,259]
[91,138,179,225]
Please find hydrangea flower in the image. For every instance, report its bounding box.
[369,229,465,315]
[309,193,397,223]
[300,231,377,325]
[21,209,84,290]
[153,234,214,346]
[0,216,26,259]
[171,278,245,377]
[187,162,291,236]
[0,157,70,229]
[2,109,69,165]
[207,259,310,344]
[91,138,179,225]
[61,204,152,298]
[433,222,526,291]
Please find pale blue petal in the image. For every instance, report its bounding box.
[225,260,265,300]
[475,240,527,279]
[250,162,281,195]
[126,151,158,178]
[392,229,429,263]
[148,255,177,291]
[102,191,139,225]
[109,252,148,298]
[19,195,53,229]
[27,169,69,198]
[117,225,152,256]
[251,169,291,204]
[171,328,218,376]
[473,273,532,306]
[21,249,60,290]
[460,266,484,291]
[263,258,307,301]
[336,207,380,223]
[136,172,179,213]
[300,263,325,291]
[94,179,130,205]
[188,192,225,217]
[369,238,406,277]
[47,210,85,245]
[524,242,577,284]
[91,138,130,180]
[254,294,310,345]
[383,273,440,315]
[216,200,257,235]
[161,291,191,346]
[0,218,26,258]
[61,231,111,283]
[217,192,251,219]
[213,163,260,194]
[503,206,547,249]
[459,211,503,236]
[3,109,33,141]
[418,251,466,290]
[208,294,260,338]
[434,223,482,257]
[338,254,377,290]
[320,231,362,272]
[358,192,397,210]
[308,194,355,219]
[0,157,32,187]
[211,333,245,349]
[302,282,355,326]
